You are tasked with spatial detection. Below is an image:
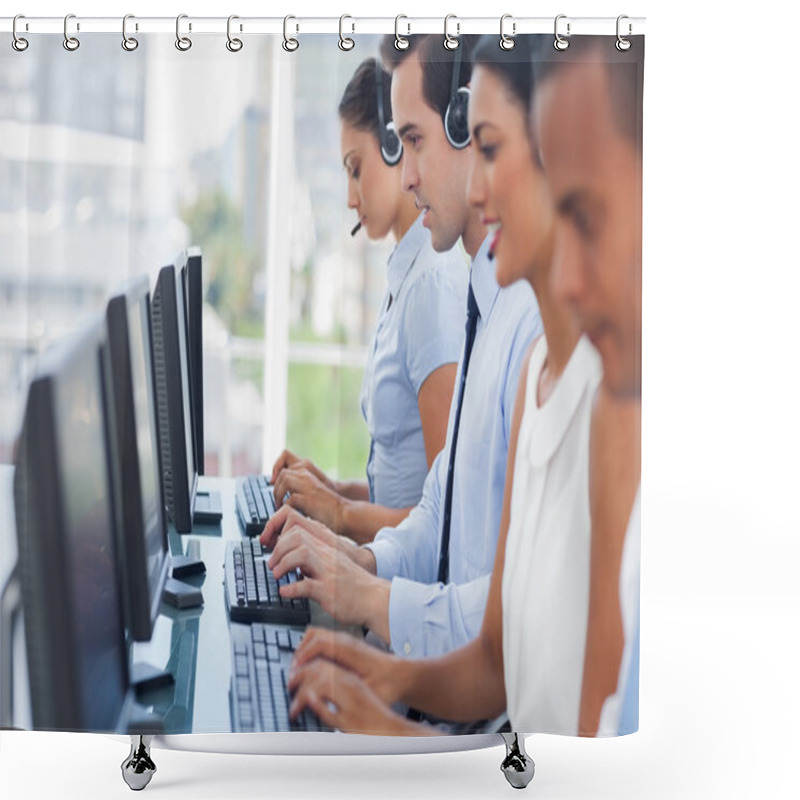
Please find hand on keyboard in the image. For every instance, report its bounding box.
[267,523,387,632]
[272,465,344,533]
[260,505,359,559]
[271,449,338,493]
[289,627,400,707]
[287,658,423,736]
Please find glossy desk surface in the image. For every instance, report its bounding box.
[0,470,332,734]
[134,475,343,734]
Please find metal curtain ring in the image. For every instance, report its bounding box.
[338,15,355,51]
[176,14,192,51]
[227,15,243,52]
[283,15,299,52]
[554,14,570,51]
[394,15,410,51]
[12,15,29,52]
[63,13,80,51]
[499,14,516,50]
[444,14,459,51]
[616,15,632,51]
[122,14,139,51]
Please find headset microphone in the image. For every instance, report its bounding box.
[350,220,362,236]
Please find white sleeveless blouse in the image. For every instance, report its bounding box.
[502,335,602,734]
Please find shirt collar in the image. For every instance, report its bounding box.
[387,213,427,298]
[469,234,500,321]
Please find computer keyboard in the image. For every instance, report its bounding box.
[229,622,325,733]
[235,474,276,537]
[224,539,310,626]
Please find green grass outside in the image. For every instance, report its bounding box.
[285,362,370,482]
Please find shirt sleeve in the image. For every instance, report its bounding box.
[388,573,492,658]
[364,448,445,584]
[402,261,468,395]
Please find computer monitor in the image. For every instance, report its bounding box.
[151,263,197,533]
[178,247,205,476]
[13,318,134,731]
[105,276,170,642]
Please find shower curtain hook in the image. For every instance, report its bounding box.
[227,15,243,52]
[122,14,139,51]
[63,13,80,51]
[616,15,632,51]
[554,14,570,51]
[283,15,299,52]
[339,15,355,51]
[12,15,29,52]
[394,15,410,51]
[444,14,460,51]
[176,14,192,51]
[499,14,516,50]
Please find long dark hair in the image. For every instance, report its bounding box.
[338,57,393,145]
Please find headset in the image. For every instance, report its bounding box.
[443,43,471,150]
[376,60,403,167]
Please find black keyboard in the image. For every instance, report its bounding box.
[229,623,325,733]
[235,474,276,537]
[224,539,310,626]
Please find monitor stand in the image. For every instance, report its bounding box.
[192,489,223,524]
[162,577,203,609]
[130,662,174,695]
[167,538,206,595]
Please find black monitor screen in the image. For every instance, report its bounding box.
[14,320,129,732]
[180,248,204,475]
[174,268,196,495]
[151,264,197,532]
[55,342,129,730]
[127,293,164,601]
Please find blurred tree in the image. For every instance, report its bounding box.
[181,189,264,337]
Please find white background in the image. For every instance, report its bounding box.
[1,1,798,798]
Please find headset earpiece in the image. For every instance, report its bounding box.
[381,120,403,166]
[443,44,471,150]
[376,60,403,167]
[444,85,471,149]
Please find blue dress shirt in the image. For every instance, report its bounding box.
[360,214,468,509]
[365,236,543,658]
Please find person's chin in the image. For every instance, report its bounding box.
[431,226,457,253]
[494,260,518,288]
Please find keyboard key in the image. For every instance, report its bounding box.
[225,541,310,626]
[237,677,251,702]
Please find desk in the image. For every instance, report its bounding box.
[1,471,338,735]
[3,467,503,759]
[134,475,347,734]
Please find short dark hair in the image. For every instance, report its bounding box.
[379,34,478,122]
[338,57,393,144]
[530,34,643,150]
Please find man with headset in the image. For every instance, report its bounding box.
[261,34,541,660]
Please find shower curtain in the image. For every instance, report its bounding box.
[0,15,644,749]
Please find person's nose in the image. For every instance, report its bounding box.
[551,228,587,312]
[346,176,359,211]
[466,152,486,210]
[401,149,419,194]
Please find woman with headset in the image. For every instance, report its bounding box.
[271,58,468,545]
